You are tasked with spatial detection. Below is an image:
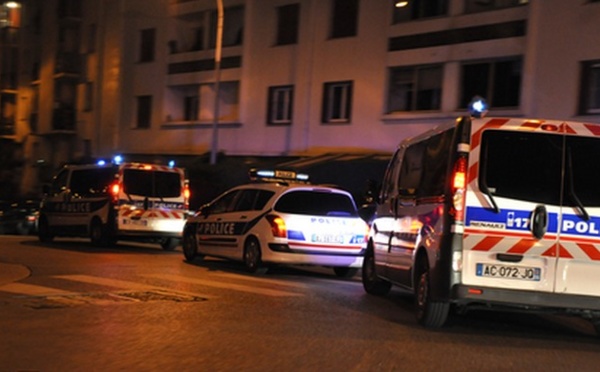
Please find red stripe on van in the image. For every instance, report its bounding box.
[507,239,536,254]
[584,123,600,136]
[577,243,600,260]
[471,118,510,149]
[471,236,503,251]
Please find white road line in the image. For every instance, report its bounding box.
[212,272,309,288]
[148,273,303,297]
[0,282,76,296]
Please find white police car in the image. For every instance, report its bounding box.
[182,169,367,277]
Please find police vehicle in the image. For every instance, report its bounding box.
[38,159,190,250]
[182,169,367,277]
[362,99,600,333]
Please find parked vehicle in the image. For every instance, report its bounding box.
[363,112,600,333]
[0,199,39,235]
[38,160,190,249]
[183,169,368,277]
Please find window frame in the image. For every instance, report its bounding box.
[267,85,294,125]
[386,64,443,113]
[459,57,522,109]
[139,28,155,63]
[579,60,600,115]
[392,0,448,23]
[136,95,152,129]
[276,3,300,46]
[330,0,359,39]
[321,81,353,124]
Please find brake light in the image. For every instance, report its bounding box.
[183,183,190,209]
[452,156,467,222]
[110,182,120,204]
[266,215,287,238]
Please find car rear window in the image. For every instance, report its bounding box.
[274,190,357,217]
[123,169,181,198]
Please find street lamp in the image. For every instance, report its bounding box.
[210,0,224,165]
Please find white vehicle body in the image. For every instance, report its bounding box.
[38,162,189,250]
[183,176,367,277]
[363,116,600,332]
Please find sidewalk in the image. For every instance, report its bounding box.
[0,262,30,286]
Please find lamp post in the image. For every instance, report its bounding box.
[209,0,224,165]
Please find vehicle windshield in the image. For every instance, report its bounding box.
[123,169,181,198]
[274,190,358,217]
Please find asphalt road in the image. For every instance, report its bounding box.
[1,235,600,371]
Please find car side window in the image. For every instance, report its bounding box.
[50,169,69,196]
[210,190,240,214]
[234,190,259,212]
[254,190,275,210]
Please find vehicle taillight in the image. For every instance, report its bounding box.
[266,215,287,238]
[452,156,467,223]
[110,182,120,204]
[183,183,190,209]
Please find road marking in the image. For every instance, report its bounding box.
[0,282,75,296]
[212,272,309,288]
[148,273,304,297]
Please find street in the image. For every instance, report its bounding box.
[1,235,600,371]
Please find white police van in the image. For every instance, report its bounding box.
[363,102,600,332]
[38,160,189,250]
[183,169,368,276]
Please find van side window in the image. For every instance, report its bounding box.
[565,135,600,207]
[70,168,116,197]
[420,129,453,197]
[398,143,425,195]
[480,131,562,205]
[380,149,402,201]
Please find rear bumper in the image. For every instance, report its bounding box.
[266,243,364,267]
[453,284,600,313]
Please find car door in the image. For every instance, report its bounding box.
[461,118,564,293]
[195,189,241,258]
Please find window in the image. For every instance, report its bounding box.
[70,168,116,197]
[276,4,299,45]
[387,65,443,112]
[233,190,275,211]
[198,81,239,122]
[579,60,600,115]
[123,169,182,198]
[460,58,521,108]
[465,0,529,14]
[84,82,93,112]
[322,81,352,123]
[87,23,96,53]
[139,28,155,62]
[209,6,244,48]
[184,95,199,121]
[330,0,359,38]
[136,95,152,129]
[267,85,293,125]
[392,0,448,23]
[209,190,240,214]
[275,191,358,217]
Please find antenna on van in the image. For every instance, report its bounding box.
[468,96,488,118]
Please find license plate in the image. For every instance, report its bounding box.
[312,234,344,244]
[123,219,148,226]
[476,263,541,281]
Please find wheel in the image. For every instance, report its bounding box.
[90,219,112,247]
[362,246,391,295]
[333,267,359,278]
[415,256,450,328]
[160,237,179,251]
[182,230,200,262]
[243,238,267,274]
[37,216,54,243]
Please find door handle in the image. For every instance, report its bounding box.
[531,205,548,240]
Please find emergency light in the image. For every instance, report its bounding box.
[468,96,488,118]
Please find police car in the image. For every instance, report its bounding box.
[363,98,600,333]
[182,169,368,277]
[38,158,190,249]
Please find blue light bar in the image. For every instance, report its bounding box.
[113,155,123,165]
[168,160,175,168]
[469,96,488,118]
[97,160,106,166]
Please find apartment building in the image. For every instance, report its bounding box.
[2,0,600,196]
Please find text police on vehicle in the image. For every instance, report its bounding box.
[183,169,368,277]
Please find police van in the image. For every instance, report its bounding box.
[38,160,190,250]
[362,104,600,332]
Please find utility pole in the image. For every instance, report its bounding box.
[209,0,224,165]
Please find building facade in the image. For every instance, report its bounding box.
[2,0,600,196]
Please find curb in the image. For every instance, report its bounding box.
[0,263,30,286]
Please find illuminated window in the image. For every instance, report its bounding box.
[387,65,443,112]
[392,0,447,22]
[322,81,353,123]
[460,57,521,109]
[267,85,293,125]
[579,60,600,115]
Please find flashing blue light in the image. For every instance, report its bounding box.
[97,160,106,166]
[296,173,309,181]
[469,96,488,118]
[113,155,123,165]
[168,160,175,168]
[257,170,275,178]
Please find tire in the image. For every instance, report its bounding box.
[90,219,112,247]
[415,256,450,328]
[37,216,54,243]
[333,267,359,278]
[243,238,267,274]
[182,230,199,262]
[362,246,391,295]
[160,237,179,251]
